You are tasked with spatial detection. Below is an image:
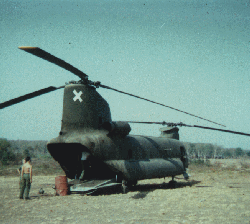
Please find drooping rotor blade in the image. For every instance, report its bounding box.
[125,121,250,137]
[100,84,226,127]
[0,86,65,109]
[124,121,175,125]
[18,47,88,80]
[190,125,250,137]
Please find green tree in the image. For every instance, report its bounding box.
[1,150,9,165]
[24,146,35,158]
[235,148,243,157]
[203,144,214,159]
[189,143,197,159]
[0,138,16,165]
[0,138,10,151]
[214,145,223,158]
[23,148,31,158]
[223,149,232,158]
[0,139,10,165]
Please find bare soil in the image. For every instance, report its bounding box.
[0,159,250,224]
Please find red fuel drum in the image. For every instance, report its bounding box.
[55,176,68,196]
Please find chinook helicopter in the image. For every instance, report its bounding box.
[1,47,250,193]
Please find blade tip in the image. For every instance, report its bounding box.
[18,46,39,50]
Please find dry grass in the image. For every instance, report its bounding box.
[0,159,250,223]
[189,158,250,172]
[1,164,250,223]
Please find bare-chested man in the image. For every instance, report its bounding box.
[19,156,32,200]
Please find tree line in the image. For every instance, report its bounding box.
[183,142,250,159]
[0,138,50,165]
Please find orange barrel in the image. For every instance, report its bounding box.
[55,176,68,196]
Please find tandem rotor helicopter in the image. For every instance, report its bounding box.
[1,47,249,194]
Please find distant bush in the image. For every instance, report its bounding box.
[0,138,17,165]
[190,159,211,167]
[240,161,250,169]
[36,154,52,159]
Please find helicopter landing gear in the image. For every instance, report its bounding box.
[79,170,85,180]
[168,176,177,188]
[121,180,129,194]
[127,180,137,188]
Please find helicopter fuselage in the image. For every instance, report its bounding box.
[48,129,188,181]
[47,83,188,181]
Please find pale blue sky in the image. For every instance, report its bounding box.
[0,0,249,149]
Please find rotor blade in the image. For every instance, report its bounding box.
[0,86,65,109]
[125,121,250,137]
[100,84,225,127]
[190,125,250,137]
[125,121,168,125]
[18,47,88,80]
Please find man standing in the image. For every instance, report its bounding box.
[17,158,26,188]
[19,156,32,200]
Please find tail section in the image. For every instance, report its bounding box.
[61,84,112,131]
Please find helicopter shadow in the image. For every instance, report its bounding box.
[130,179,201,199]
[90,179,201,199]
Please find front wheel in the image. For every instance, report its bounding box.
[121,185,128,194]
[121,180,129,194]
[168,180,177,188]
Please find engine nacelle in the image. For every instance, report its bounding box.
[102,121,131,137]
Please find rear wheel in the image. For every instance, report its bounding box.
[168,180,177,188]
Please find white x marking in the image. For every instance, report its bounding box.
[73,89,83,102]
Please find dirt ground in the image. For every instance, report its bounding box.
[0,159,250,224]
